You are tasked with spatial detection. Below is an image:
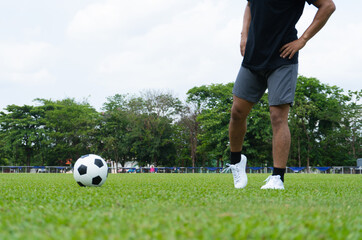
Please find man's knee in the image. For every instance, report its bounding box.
[270,114,287,128]
[230,96,253,122]
[270,105,290,128]
[230,105,244,121]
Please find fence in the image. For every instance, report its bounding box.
[1,166,361,174]
[0,166,71,173]
[242,166,362,174]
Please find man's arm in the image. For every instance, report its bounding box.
[240,2,251,56]
[280,0,336,59]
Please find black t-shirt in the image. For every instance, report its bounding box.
[242,0,316,71]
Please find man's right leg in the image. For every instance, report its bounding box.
[229,96,254,153]
[226,96,254,189]
[228,65,265,188]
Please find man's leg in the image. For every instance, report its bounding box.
[261,64,297,189]
[227,96,254,189]
[229,96,254,153]
[269,104,291,181]
[229,65,265,188]
[261,104,290,190]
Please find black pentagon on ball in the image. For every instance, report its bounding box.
[94,158,104,168]
[78,164,87,175]
[92,176,102,185]
[77,181,86,187]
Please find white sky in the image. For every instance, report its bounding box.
[0,0,361,111]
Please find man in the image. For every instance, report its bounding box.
[227,0,335,189]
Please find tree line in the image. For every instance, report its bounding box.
[0,76,361,168]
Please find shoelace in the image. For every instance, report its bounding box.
[222,164,240,181]
[222,163,234,173]
[263,175,272,183]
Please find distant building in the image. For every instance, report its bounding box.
[107,160,139,173]
[357,158,362,167]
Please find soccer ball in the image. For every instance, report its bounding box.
[73,154,108,187]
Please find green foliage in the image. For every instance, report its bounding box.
[244,94,273,166]
[0,173,360,239]
[173,103,200,167]
[187,83,234,167]
[99,91,182,167]
[0,99,99,166]
[37,98,100,165]
[97,94,134,167]
[289,77,361,167]
[0,78,360,167]
[0,104,46,166]
[130,113,176,166]
[186,84,273,167]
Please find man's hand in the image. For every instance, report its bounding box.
[240,36,247,56]
[280,38,307,59]
[280,0,336,60]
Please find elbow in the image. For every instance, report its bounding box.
[318,1,336,15]
[327,1,336,15]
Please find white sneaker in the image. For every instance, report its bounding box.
[261,175,284,190]
[223,155,247,189]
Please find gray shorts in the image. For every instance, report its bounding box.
[233,64,298,106]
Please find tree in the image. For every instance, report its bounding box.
[99,94,136,169]
[243,94,273,166]
[100,91,182,167]
[175,103,200,168]
[37,98,100,165]
[0,131,10,165]
[187,83,233,167]
[140,90,183,118]
[0,78,359,168]
[130,113,176,166]
[0,105,46,166]
[187,83,274,167]
[129,91,182,166]
[289,76,361,168]
[343,90,362,161]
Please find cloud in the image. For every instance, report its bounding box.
[0,42,54,71]
[66,0,194,40]
[5,69,55,85]
[298,7,362,90]
[0,41,57,85]
[66,1,122,40]
[2,0,359,112]
[91,0,242,96]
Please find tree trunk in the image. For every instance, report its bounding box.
[190,134,196,168]
[298,137,301,167]
[115,160,118,174]
[26,148,31,172]
[190,118,198,173]
[302,121,311,173]
[351,130,356,159]
[306,153,310,173]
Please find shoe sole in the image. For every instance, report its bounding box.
[261,187,284,190]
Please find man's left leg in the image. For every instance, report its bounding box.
[261,104,290,190]
[261,64,297,189]
[270,104,291,180]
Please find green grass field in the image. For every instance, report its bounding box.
[0,173,361,240]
